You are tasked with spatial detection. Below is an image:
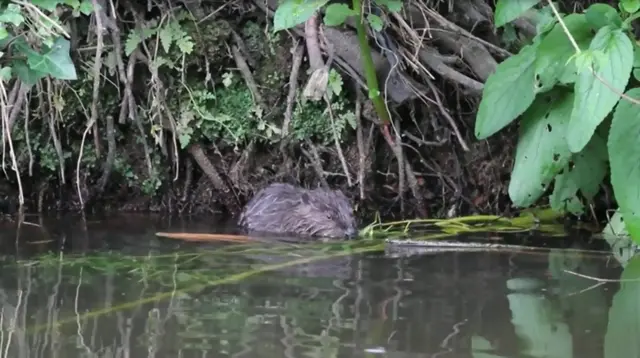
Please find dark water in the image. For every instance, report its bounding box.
[0,214,637,358]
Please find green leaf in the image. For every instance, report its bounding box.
[585,3,623,30]
[509,90,575,207]
[376,0,402,12]
[0,4,24,26]
[494,0,541,28]
[474,43,537,139]
[29,0,60,11]
[609,87,640,245]
[328,68,343,96]
[621,0,640,14]
[78,0,95,15]
[534,14,593,91]
[550,133,608,214]
[27,37,77,80]
[273,0,329,32]
[532,5,557,37]
[125,32,141,56]
[367,14,383,32]
[604,256,640,357]
[0,66,11,82]
[633,43,640,66]
[159,25,172,53]
[12,60,46,86]
[568,26,633,153]
[323,4,355,27]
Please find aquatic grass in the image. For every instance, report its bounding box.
[360,207,567,240]
[23,240,386,335]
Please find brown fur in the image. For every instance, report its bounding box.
[237,183,358,238]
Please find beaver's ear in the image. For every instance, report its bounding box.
[301,192,311,205]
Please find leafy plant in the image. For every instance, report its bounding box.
[272,0,403,129]
[0,1,92,85]
[476,0,640,242]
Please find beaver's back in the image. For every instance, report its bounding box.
[237,183,357,238]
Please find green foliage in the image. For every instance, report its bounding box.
[272,0,402,35]
[291,96,355,145]
[477,2,640,243]
[124,15,194,64]
[609,87,640,243]
[494,0,541,28]
[0,1,89,85]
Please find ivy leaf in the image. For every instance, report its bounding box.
[12,60,46,86]
[273,0,329,32]
[568,26,633,153]
[27,37,77,80]
[494,0,541,28]
[323,3,355,27]
[0,4,24,26]
[609,87,640,245]
[474,43,538,139]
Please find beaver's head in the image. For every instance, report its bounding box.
[294,188,358,238]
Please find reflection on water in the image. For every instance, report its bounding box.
[0,214,634,358]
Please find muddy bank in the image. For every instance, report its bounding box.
[0,0,604,223]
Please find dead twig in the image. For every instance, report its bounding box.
[76,0,106,209]
[281,40,304,138]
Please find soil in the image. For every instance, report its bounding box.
[0,0,608,224]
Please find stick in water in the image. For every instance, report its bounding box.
[155,232,252,243]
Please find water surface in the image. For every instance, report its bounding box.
[0,214,635,358]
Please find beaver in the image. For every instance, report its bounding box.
[237,183,358,238]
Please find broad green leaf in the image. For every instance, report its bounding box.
[585,3,622,30]
[604,257,640,358]
[27,37,77,80]
[532,5,557,37]
[568,26,633,153]
[509,90,575,207]
[273,0,329,32]
[323,4,356,27]
[534,14,593,91]
[474,43,538,139]
[621,0,640,14]
[609,87,640,245]
[494,0,541,28]
[550,133,608,214]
